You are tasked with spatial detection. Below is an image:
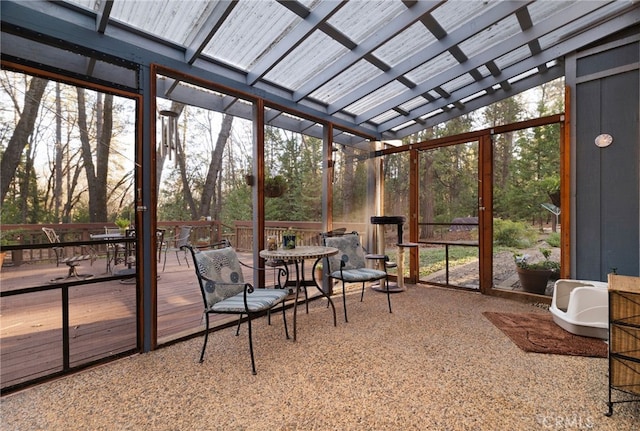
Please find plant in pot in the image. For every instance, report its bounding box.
[282,228,296,249]
[514,248,560,295]
[114,218,130,234]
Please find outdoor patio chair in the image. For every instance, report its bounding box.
[162,225,192,271]
[42,227,97,282]
[184,241,289,374]
[321,231,391,323]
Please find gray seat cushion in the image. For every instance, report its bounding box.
[212,288,288,313]
[329,268,386,283]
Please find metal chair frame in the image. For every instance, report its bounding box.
[184,240,289,374]
[41,227,96,282]
[321,230,391,323]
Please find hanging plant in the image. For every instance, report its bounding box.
[264,175,287,198]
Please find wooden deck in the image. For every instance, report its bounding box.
[1,250,319,392]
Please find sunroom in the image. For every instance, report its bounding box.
[1,0,639,399]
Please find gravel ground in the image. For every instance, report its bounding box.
[1,285,638,430]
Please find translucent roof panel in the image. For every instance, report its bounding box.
[327,0,407,44]
[204,1,302,71]
[373,22,437,68]
[310,59,383,105]
[431,0,497,33]
[416,49,458,80]
[264,33,349,91]
[458,14,521,58]
[6,0,638,141]
[113,0,212,46]
[344,80,409,116]
[441,73,479,95]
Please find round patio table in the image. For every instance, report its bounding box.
[260,245,338,341]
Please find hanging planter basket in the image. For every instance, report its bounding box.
[264,175,287,198]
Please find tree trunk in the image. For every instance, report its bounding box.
[95,94,113,220]
[200,114,233,218]
[421,153,435,240]
[77,90,113,221]
[55,83,63,221]
[0,77,48,204]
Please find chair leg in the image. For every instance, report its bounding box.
[246,315,257,375]
[175,250,182,266]
[360,282,365,302]
[236,314,243,336]
[281,301,290,340]
[183,249,190,268]
[162,248,168,272]
[386,277,392,313]
[342,281,348,323]
[199,313,210,363]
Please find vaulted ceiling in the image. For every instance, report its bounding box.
[2,0,639,145]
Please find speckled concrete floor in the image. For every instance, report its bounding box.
[1,285,638,430]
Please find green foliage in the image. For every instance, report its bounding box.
[114,218,129,229]
[514,247,560,274]
[0,229,24,245]
[493,218,536,248]
[220,186,252,226]
[546,232,561,248]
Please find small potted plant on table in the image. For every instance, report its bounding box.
[282,228,296,249]
[115,218,130,234]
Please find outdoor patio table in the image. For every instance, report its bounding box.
[90,232,125,274]
[260,245,338,341]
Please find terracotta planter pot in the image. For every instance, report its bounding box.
[516,266,553,294]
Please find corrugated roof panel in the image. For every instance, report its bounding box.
[493,45,532,71]
[309,59,382,105]
[431,0,495,33]
[441,73,476,95]
[476,65,491,78]
[203,1,301,71]
[370,110,401,125]
[343,80,409,115]
[404,51,458,84]
[264,33,348,90]
[327,0,407,44]
[399,96,430,112]
[440,66,491,93]
[109,0,212,46]
[373,22,436,68]
[458,14,521,58]
[537,2,628,51]
[528,0,576,25]
[65,0,96,11]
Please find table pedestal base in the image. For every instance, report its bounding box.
[371,283,405,293]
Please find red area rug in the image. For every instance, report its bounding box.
[483,311,607,358]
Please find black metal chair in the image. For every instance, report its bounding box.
[184,240,289,374]
[162,225,192,271]
[321,230,391,323]
[42,227,97,282]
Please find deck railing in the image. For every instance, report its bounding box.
[0,220,369,265]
